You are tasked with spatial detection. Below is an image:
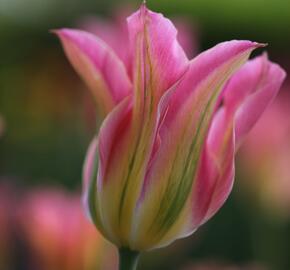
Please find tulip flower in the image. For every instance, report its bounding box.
[238,90,290,218]
[55,4,285,269]
[19,189,116,270]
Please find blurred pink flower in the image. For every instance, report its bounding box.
[19,188,116,270]
[239,90,290,218]
[55,4,285,252]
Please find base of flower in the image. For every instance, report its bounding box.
[118,247,140,270]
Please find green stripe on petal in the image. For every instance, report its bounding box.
[131,44,259,250]
[111,5,189,245]
[153,55,247,237]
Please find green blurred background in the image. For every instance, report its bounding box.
[0,0,290,269]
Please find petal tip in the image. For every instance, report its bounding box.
[255,42,268,48]
[50,28,73,39]
[49,28,63,37]
[51,28,88,41]
[140,1,150,18]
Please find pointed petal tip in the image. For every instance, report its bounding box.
[235,41,267,51]
[255,42,268,48]
[49,29,57,34]
[50,28,73,40]
[50,28,76,38]
[140,1,149,15]
[49,29,65,37]
[241,41,267,51]
[51,28,91,42]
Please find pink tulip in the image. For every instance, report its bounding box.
[239,90,290,218]
[55,2,285,259]
[19,188,116,270]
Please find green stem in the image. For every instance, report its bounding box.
[118,247,140,270]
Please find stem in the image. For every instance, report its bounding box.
[118,247,140,270]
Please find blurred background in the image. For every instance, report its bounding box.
[0,0,290,269]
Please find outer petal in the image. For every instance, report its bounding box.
[83,97,132,246]
[54,29,132,117]
[192,54,286,227]
[132,40,261,250]
[228,54,286,146]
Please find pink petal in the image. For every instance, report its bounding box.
[127,4,189,104]
[194,54,286,225]
[54,29,132,116]
[223,54,286,146]
[97,97,133,244]
[97,97,132,187]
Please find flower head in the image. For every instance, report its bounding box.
[55,5,285,251]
